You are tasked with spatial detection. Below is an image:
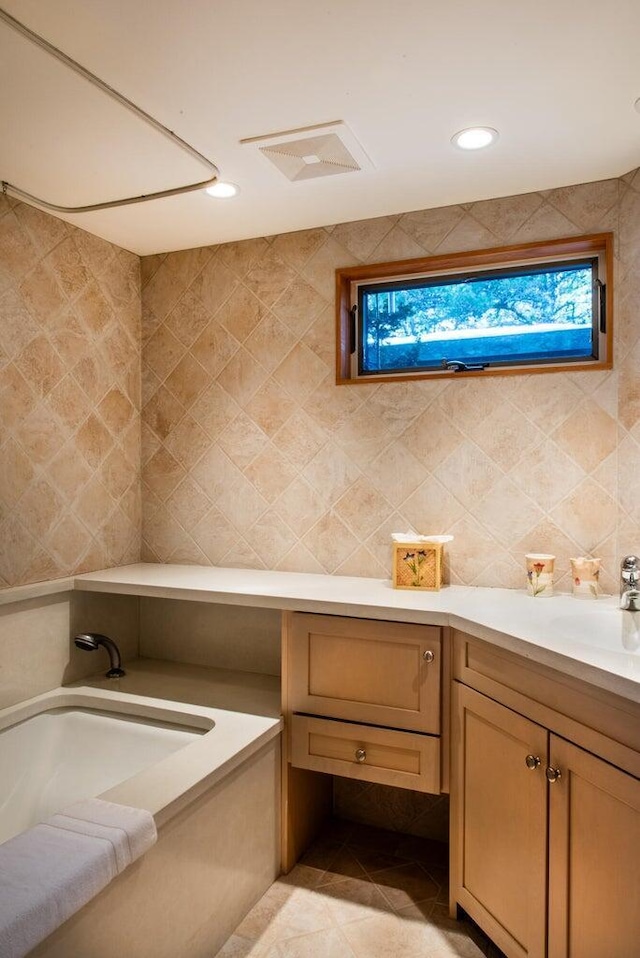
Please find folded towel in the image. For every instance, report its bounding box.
[48,798,157,871]
[0,800,156,958]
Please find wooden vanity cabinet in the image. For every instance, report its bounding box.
[286,612,441,734]
[547,736,640,958]
[282,612,445,868]
[451,631,640,958]
[290,715,441,793]
[452,684,547,958]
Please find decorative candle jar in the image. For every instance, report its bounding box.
[526,553,555,597]
[570,557,601,599]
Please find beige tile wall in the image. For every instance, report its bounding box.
[141,172,640,592]
[334,778,450,843]
[3,173,638,594]
[616,169,640,561]
[0,195,141,588]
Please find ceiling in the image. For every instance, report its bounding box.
[1,0,640,256]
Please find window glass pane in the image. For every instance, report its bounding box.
[359,261,595,374]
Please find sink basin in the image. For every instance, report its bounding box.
[549,606,639,649]
[547,605,640,677]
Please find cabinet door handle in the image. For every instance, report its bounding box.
[545,765,562,783]
[355,748,367,763]
[525,754,541,770]
[422,650,435,663]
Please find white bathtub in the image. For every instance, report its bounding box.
[0,705,206,844]
[0,682,283,958]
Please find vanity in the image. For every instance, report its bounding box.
[70,564,640,958]
[451,629,639,958]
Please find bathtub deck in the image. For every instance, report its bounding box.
[68,657,281,718]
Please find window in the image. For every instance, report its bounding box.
[336,234,613,383]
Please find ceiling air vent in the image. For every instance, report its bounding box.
[241,121,374,182]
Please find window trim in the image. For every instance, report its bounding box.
[335,233,613,384]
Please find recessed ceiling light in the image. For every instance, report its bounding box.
[205,181,240,198]
[452,127,499,150]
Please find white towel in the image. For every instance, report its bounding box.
[48,798,157,871]
[0,799,157,958]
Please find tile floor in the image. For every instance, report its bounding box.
[214,819,506,958]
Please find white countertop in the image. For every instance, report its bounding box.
[74,563,640,704]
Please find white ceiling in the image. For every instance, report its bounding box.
[1,0,640,256]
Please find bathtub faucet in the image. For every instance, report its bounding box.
[74,632,126,678]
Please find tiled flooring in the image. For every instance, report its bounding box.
[214,820,506,958]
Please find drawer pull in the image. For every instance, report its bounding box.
[355,747,367,763]
[422,650,435,663]
[545,765,562,783]
[525,754,541,770]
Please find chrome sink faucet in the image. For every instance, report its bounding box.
[620,556,640,611]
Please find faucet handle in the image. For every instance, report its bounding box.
[621,556,640,609]
[621,555,640,582]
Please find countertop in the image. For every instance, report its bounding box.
[74,563,640,704]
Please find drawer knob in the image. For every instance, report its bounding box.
[525,754,541,770]
[355,748,367,763]
[545,765,562,783]
[422,650,435,663]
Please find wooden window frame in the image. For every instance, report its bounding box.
[335,233,613,385]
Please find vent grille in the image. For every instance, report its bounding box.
[241,121,373,183]
[260,133,360,181]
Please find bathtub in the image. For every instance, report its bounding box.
[0,683,283,958]
[0,700,208,844]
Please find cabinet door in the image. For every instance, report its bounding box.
[548,736,640,958]
[451,684,547,958]
[287,613,441,733]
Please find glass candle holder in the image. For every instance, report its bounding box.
[570,557,601,599]
[526,553,555,597]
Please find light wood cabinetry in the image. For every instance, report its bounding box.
[451,631,640,958]
[452,684,547,958]
[282,612,444,869]
[287,613,441,733]
[291,714,440,793]
[547,737,640,958]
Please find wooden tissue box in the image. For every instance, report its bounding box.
[392,541,443,591]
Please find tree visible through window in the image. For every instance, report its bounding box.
[336,234,612,383]
[361,261,594,374]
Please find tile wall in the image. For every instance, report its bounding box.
[334,779,450,843]
[2,172,639,593]
[141,170,640,592]
[616,169,640,561]
[0,195,141,588]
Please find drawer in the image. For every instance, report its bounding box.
[287,613,441,733]
[290,714,441,794]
